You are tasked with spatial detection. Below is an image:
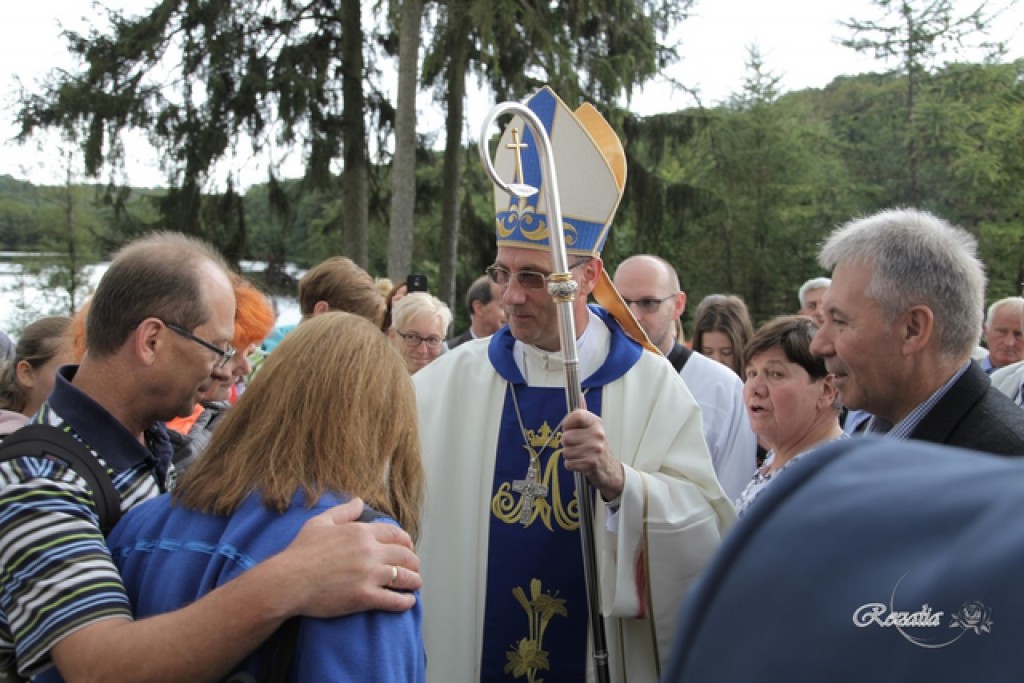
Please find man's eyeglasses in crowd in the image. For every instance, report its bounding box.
[622,295,677,313]
[161,320,236,368]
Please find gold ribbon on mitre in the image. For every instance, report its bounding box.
[490,86,659,354]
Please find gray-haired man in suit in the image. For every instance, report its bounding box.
[810,208,1024,454]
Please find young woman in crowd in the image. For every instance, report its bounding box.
[693,294,754,377]
[0,316,72,438]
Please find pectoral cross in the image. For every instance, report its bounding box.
[512,460,548,526]
[506,127,528,185]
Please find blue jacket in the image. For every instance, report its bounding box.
[663,437,1024,682]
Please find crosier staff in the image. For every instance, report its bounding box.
[478,101,610,683]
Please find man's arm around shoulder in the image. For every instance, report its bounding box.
[52,499,420,683]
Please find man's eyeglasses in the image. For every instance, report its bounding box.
[485,257,593,290]
[161,320,236,368]
[397,330,443,349]
[623,295,677,313]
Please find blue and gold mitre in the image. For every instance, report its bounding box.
[491,87,626,256]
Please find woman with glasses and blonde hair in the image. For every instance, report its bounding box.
[106,312,426,681]
[388,292,452,374]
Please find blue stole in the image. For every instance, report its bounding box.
[480,308,642,682]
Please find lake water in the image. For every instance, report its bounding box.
[0,257,303,339]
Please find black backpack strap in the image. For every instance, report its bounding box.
[0,424,121,535]
[258,617,301,683]
[668,342,693,373]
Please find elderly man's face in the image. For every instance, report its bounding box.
[984,304,1024,369]
[800,287,827,325]
[809,262,903,420]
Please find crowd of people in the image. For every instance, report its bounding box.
[2,85,1024,682]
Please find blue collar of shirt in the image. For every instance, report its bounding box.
[879,361,971,439]
[46,365,173,477]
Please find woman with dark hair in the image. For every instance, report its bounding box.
[106,312,426,681]
[0,316,73,438]
[736,315,845,515]
[692,294,754,377]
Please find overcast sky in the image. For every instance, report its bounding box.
[1,0,1021,188]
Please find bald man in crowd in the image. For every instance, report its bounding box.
[614,254,756,500]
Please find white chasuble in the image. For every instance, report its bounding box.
[414,307,736,683]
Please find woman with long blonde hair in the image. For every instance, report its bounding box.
[107,312,425,681]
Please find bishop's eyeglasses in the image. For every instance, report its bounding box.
[485,257,593,290]
[161,320,237,368]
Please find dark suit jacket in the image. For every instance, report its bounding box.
[447,328,473,350]
[909,361,1024,456]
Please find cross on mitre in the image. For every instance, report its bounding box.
[506,127,528,185]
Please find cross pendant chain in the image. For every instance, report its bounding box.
[512,459,549,526]
[507,382,584,527]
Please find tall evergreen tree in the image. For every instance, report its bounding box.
[839,0,1003,204]
[15,0,378,262]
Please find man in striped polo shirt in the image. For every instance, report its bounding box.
[0,233,420,682]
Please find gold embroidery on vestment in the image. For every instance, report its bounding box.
[504,578,568,682]
[491,420,580,531]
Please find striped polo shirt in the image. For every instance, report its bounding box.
[0,365,172,679]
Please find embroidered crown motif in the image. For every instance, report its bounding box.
[527,422,563,451]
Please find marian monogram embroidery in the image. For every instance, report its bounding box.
[504,578,568,682]
[492,421,580,531]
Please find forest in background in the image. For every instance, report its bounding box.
[4,58,1024,334]
[6,0,1019,334]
